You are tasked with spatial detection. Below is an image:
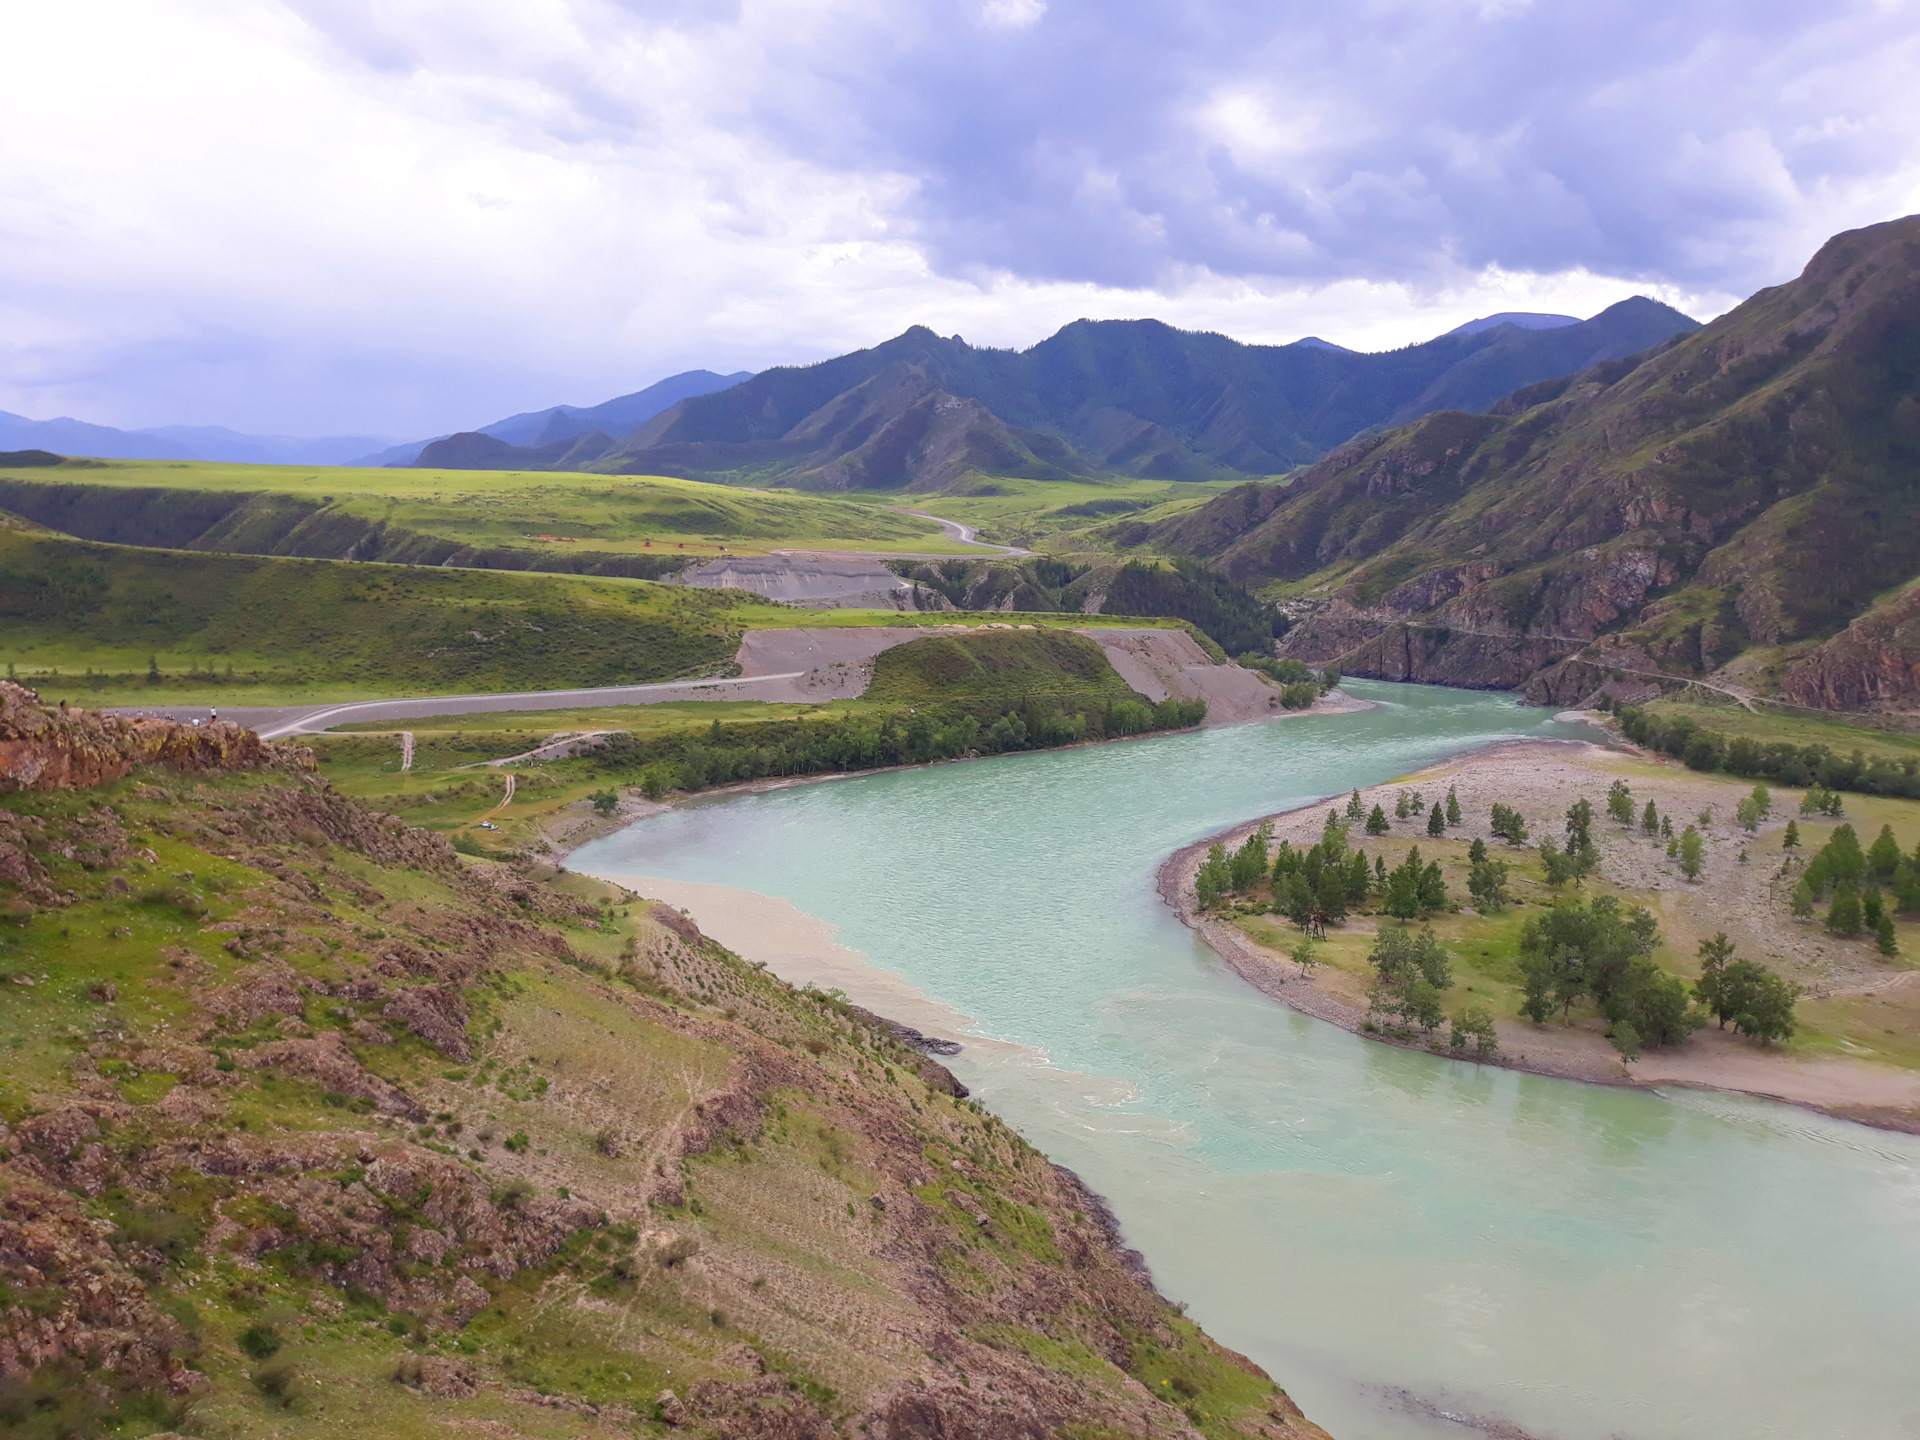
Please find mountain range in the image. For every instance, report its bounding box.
[0,411,393,465]
[1134,215,1920,709]
[415,301,1699,490]
[0,369,752,468]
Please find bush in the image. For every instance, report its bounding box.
[1448,1005,1498,1057]
[1280,682,1319,709]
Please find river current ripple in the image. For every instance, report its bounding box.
[573,680,1920,1440]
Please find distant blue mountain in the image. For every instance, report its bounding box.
[352,368,754,466]
[1444,311,1580,336]
[0,368,755,468]
[477,370,756,448]
[135,425,396,466]
[0,411,196,461]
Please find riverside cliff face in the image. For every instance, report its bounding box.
[1153,216,1920,710]
[0,694,1327,1439]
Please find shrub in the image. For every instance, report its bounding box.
[238,1324,282,1359]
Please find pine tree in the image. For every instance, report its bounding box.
[1566,798,1595,851]
[1827,881,1864,936]
[1365,804,1390,835]
[1468,838,1487,865]
[1641,799,1659,834]
[1426,805,1446,837]
[1791,879,1815,918]
[1468,857,1509,912]
[1346,789,1365,822]
[1395,790,1412,820]
[1693,933,1737,1024]
[1679,826,1704,881]
[1445,788,1462,826]
[1876,912,1899,957]
[1783,819,1799,851]
[1868,825,1902,881]
[1384,847,1429,920]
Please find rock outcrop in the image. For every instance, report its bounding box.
[0,681,302,792]
[1780,583,1920,711]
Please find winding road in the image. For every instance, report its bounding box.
[111,671,810,740]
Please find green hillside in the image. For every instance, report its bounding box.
[0,530,761,702]
[0,698,1323,1439]
[0,458,971,569]
[1139,216,1920,710]
[0,531,1191,707]
[866,628,1140,706]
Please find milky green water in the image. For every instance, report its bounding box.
[572,681,1920,1440]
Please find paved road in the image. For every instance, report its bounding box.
[887,508,1032,557]
[755,509,1030,560]
[107,671,810,739]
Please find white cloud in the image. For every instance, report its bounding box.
[981,0,1046,30]
[0,0,1910,436]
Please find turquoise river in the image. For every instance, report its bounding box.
[571,680,1920,1440]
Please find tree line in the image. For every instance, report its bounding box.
[1788,821,1919,954]
[1613,704,1920,799]
[567,694,1208,799]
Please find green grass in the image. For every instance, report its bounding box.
[911,477,1238,551]
[1641,694,1920,764]
[865,628,1142,706]
[0,457,978,558]
[1,527,1191,707]
[0,530,765,702]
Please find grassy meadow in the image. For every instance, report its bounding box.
[0,529,1188,707]
[1640,693,1920,765]
[0,456,978,558]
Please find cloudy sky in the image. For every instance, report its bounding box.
[5,0,1919,438]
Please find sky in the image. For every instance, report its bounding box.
[4,0,1919,439]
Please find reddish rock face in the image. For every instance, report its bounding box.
[0,683,307,793]
[1781,585,1920,710]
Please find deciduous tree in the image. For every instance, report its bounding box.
[1606,780,1634,826]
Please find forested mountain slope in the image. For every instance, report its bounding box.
[1140,216,1920,710]
[413,302,1697,492]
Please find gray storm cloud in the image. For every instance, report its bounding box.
[3,0,1916,434]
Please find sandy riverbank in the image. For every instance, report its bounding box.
[576,872,1156,1126]
[1158,736,1920,1132]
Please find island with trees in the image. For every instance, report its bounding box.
[1163,731,1920,1131]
